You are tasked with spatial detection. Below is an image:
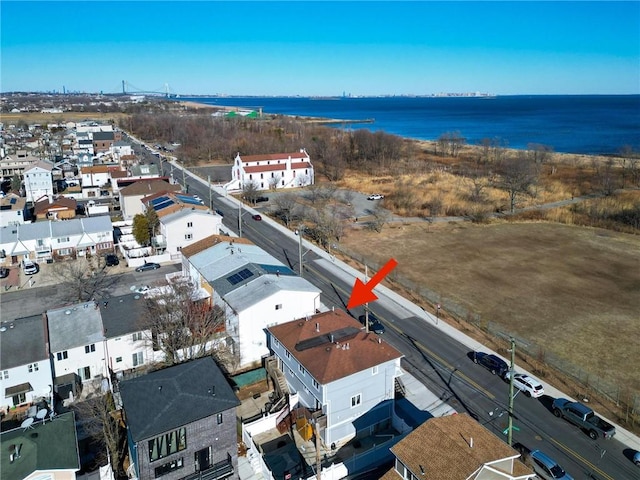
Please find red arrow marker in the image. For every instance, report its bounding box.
[347,258,398,309]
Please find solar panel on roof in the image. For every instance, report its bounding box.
[175,194,202,206]
[153,198,175,211]
[227,268,254,286]
[150,196,170,205]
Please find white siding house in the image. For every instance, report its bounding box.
[181,235,321,372]
[0,314,54,412]
[227,149,314,192]
[23,160,54,203]
[268,309,403,448]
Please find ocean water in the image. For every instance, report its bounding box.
[180,95,640,156]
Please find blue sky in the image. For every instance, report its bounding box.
[2,1,639,96]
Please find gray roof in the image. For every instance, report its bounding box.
[0,315,48,370]
[160,207,216,225]
[0,216,113,244]
[47,301,104,352]
[224,275,320,312]
[119,357,240,442]
[92,131,114,141]
[100,293,148,339]
[0,412,79,480]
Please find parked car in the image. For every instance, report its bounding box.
[0,267,9,279]
[22,259,39,275]
[252,214,262,221]
[367,194,384,200]
[358,312,385,334]
[634,451,640,466]
[135,285,151,294]
[504,372,545,398]
[472,351,509,377]
[552,398,616,439]
[215,208,224,217]
[255,196,269,203]
[105,254,119,266]
[528,449,574,480]
[135,262,160,272]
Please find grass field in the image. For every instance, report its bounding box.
[340,220,640,397]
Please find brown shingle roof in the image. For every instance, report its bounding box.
[119,180,180,196]
[81,165,110,174]
[33,196,77,215]
[181,235,254,258]
[268,309,402,384]
[390,414,533,480]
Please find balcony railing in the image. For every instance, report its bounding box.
[181,453,233,480]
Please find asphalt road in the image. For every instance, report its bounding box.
[112,136,640,478]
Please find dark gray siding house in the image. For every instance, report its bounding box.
[119,357,240,480]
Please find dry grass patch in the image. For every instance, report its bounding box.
[340,221,640,394]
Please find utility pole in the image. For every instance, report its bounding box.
[238,202,242,238]
[298,227,304,277]
[364,265,369,333]
[507,337,516,446]
[208,175,212,210]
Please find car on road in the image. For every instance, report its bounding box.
[252,214,262,221]
[215,208,224,217]
[135,262,160,272]
[634,451,640,466]
[0,267,9,279]
[134,285,151,294]
[528,449,574,480]
[358,312,385,334]
[504,372,544,398]
[472,351,509,377]
[105,254,119,266]
[367,194,384,200]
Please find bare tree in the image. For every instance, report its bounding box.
[436,131,465,157]
[52,259,115,303]
[369,204,391,233]
[268,174,282,190]
[72,393,125,479]
[593,157,618,196]
[527,143,554,165]
[497,155,538,212]
[242,180,260,204]
[273,193,299,227]
[140,278,232,368]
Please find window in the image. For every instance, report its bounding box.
[351,394,361,408]
[56,351,68,361]
[312,378,320,389]
[115,357,122,363]
[78,366,91,381]
[57,248,72,256]
[28,363,39,373]
[285,350,291,359]
[372,365,378,375]
[154,457,184,478]
[85,344,96,354]
[260,173,264,179]
[132,332,143,341]
[187,222,193,228]
[133,351,144,367]
[12,392,26,405]
[2,370,8,379]
[56,236,70,243]
[185,233,193,240]
[275,304,282,310]
[298,364,306,376]
[148,428,187,462]
[217,413,223,425]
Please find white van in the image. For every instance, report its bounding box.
[22,259,39,275]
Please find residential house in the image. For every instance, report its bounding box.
[100,293,163,379]
[0,150,40,179]
[0,412,80,480]
[92,131,115,153]
[118,179,181,220]
[144,191,222,254]
[0,193,28,227]
[0,216,114,264]
[33,195,77,221]
[381,413,535,480]
[110,139,135,166]
[129,163,160,179]
[80,165,112,199]
[46,301,107,399]
[181,235,322,372]
[0,315,54,412]
[23,160,54,203]
[228,149,314,192]
[119,357,241,480]
[267,309,403,448]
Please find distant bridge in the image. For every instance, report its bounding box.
[120,80,178,98]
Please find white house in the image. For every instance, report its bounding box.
[23,160,54,203]
[227,149,314,192]
[267,309,403,448]
[79,164,112,198]
[46,301,107,397]
[0,216,114,264]
[142,191,222,253]
[0,193,28,227]
[181,235,322,372]
[100,293,163,378]
[0,314,55,413]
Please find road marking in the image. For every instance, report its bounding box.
[549,437,614,480]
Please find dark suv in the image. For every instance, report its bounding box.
[473,352,509,378]
[105,254,119,266]
[358,312,385,334]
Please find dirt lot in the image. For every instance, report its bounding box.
[339,220,640,396]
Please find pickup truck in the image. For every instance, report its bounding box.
[552,398,616,440]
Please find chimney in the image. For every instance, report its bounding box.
[470,437,473,448]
